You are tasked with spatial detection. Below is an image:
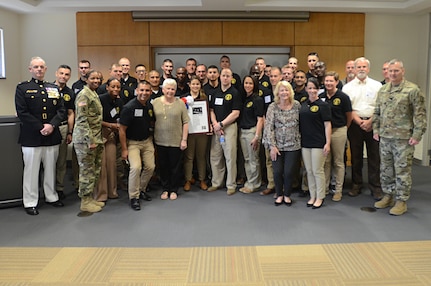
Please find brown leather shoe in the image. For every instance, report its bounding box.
[200,180,208,190]
[190,177,196,185]
[260,188,274,196]
[348,185,362,197]
[183,181,191,192]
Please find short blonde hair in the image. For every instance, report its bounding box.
[273,81,294,104]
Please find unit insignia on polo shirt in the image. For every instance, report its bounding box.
[310,106,319,112]
[231,78,236,85]
[262,81,269,87]
[225,94,232,101]
[64,94,71,102]
[148,110,153,117]
[124,90,129,97]
[333,98,341,106]
[246,102,253,108]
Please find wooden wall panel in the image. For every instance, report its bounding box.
[149,22,222,46]
[77,46,150,80]
[222,22,295,46]
[77,12,149,46]
[295,13,364,46]
[294,45,364,77]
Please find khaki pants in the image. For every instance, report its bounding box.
[127,138,155,199]
[324,126,347,193]
[210,123,237,190]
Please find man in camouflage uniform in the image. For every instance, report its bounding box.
[372,59,427,216]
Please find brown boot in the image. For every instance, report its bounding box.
[183,181,191,192]
[389,200,407,216]
[200,180,208,190]
[80,196,102,213]
[332,192,342,202]
[348,185,362,197]
[374,194,394,209]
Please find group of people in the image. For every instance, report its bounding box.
[15,53,426,216]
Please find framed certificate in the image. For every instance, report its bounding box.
[188,99,210,134]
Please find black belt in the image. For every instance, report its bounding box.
[59,121,68,126]
[359,117,370,120]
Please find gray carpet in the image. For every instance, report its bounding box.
[0,165,430,248]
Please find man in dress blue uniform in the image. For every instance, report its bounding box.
[15,57,66,215]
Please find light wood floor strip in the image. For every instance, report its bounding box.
[0,241,430,285]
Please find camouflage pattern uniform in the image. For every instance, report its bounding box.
[73,85,104,198]
[373,79,427,201]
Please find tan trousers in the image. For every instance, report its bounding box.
[95,127,118,201]
[210,123,237,190]
[184,133,209,181]
[127,138,155,199]
[240,127,261,190]
[324,126,347,193]
[302,148,327,200]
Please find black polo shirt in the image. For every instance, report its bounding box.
[121,75,138,90]
[203,82,220,102]
[72,79,86,96]
[210,85,242,122]
[99,93,124,123]
[239,94,264,129]
[97,83,134,105]
[59,85,75,111]
[299,99,331,148]
[120,98,154,141]
[320,89,352,128]
[294,87,308,104]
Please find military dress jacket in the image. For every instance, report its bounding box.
[15,78,66,147]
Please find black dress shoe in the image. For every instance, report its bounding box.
[306,203,313,207]
[140,191,152,201]
[57,191,66,200]
[25,207,39,215]
[47,200,64,207]
[274,201,283,206]
[284,198,293,206]
[131,198,141,211]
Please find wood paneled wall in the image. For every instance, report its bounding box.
[76,12,364,80]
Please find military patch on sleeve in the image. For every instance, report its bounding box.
[78,101,87,107]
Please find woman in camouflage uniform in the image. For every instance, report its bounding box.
[73,70,105,213]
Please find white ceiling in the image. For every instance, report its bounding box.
[1,0,431,14]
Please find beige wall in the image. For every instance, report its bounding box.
[0,8,21,115]
[0,9,78,115]
[0,9,429,162]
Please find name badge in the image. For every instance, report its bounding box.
[134,109,143,117]
[215,98,223,105]
[110,107,118,118]
[264,95,271,104]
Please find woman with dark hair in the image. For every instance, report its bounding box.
[94,77,124,202]
[263,81,301,205]
[182,76,209,191]
[73,69,105,213]
[300,77,332,209]
[238,75,264,193]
